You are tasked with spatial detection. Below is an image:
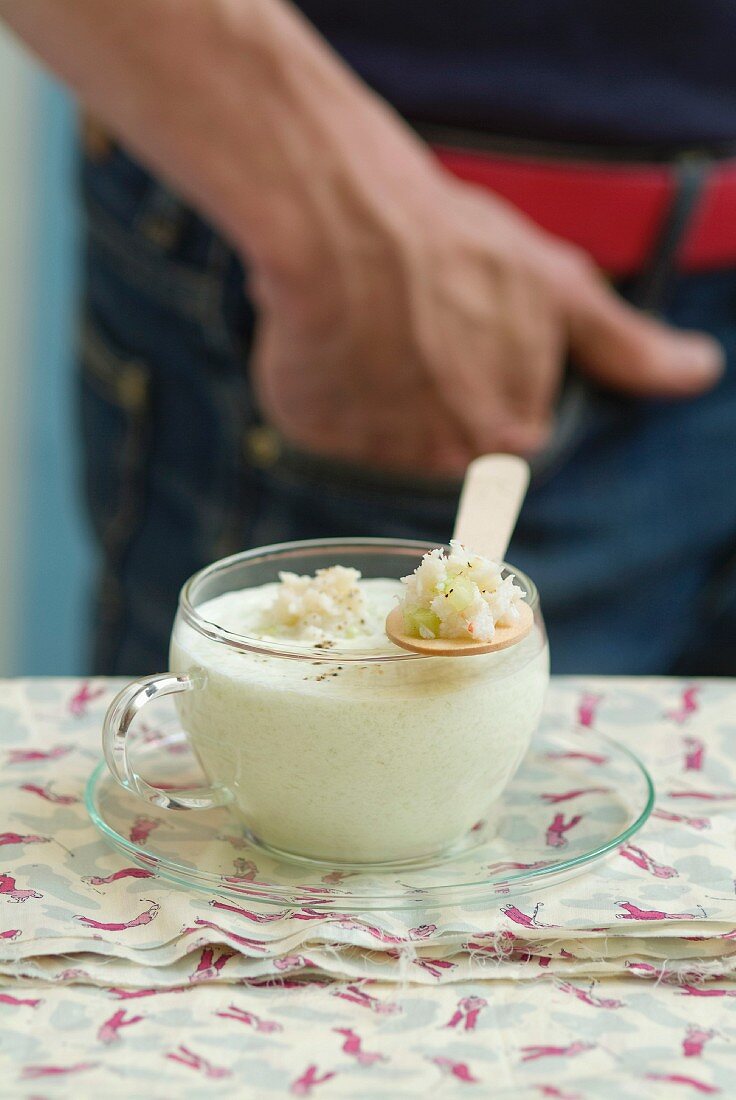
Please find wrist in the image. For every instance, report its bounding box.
[226,17,445,280]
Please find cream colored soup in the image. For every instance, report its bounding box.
[171,580,549,863]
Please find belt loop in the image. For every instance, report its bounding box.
[629,155,711,312]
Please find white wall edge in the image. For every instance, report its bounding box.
[0,29,39,673]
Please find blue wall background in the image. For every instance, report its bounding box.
[17,78,95,676]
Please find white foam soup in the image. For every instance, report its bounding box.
[170,579,549,863]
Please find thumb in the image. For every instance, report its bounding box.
[566,274,724,398]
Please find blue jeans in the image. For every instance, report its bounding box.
[79,147,736,676]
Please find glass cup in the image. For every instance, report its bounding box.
[102,538,549,866]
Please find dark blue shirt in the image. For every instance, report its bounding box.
[297,1,736,150]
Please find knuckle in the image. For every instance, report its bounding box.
[559,242,596,275]
[554,243,602,295]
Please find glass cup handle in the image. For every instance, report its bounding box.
[102,671,232,810]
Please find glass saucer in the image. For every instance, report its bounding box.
[86,719,654,912]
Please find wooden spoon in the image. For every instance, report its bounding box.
[385,454,533,656]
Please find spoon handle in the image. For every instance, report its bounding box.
[453,454,530,561]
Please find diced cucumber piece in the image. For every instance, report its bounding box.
[446,579,476,611]
[404,608,441,637]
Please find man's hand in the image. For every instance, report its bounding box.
[3,0,723,479]
[252,163,723,477]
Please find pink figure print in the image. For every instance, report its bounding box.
[190,946,235,983]
[137,721,163,745]
[624,960,670,979]
[8,745,70,764]
[291,906,348,922]
[541,788,610,804]
[221,833,250,850]
[246,976,312,990]
[445,995,487,1030]
[430,1056,480,1084]
[84,868,155,885]
[0,832,49,847]
[0,928,20,940]
[652,808,710,830]
[332,983,401,1015]
[557,981,624,1009]
[577,692,603,729]
[186,918,266,950]
[347,920,406,944]
[684,736,706,772]
[322,870,352,885]
[69,681,107,717]
[273,954,317,973]
[294,885,339,899]
[293,912,407,942]
[680,985,736,998]
[619,844,678,878]
[520,1041,593,1063]
[222,873,276,893]
[667,790,736,802]
[665,685,701,725]
[546,813,583,848]
[291,1064,337,1095]
[229,885,286,904]
[464,931,517,957]
[518,949,551,966]
[75,899,160,931]
[645,1073,719,1094]
[22,1063,98,1079]
[57,967,91,982]
[19,783,76,805]
[616,902,705,922]
[209,899,287,922]
[535,1088,581,1100]
[333,1028,387,1066]
[166,1045,231,1079]
[129,816,160,844]
[0,992,41,1007]
[216,1004,282,1032]
[545,751,608,765]
[683,1026,716,1057]
[108,986,187,999]
[501,902,551,929]
[97,1009,144,1044]
[333,919,435,944]
[410,924,437,939]
[413,957,458,979]
[0,873,42,904]
[292,909,402,939]
[486,860,548,873]
[227,858,259,881]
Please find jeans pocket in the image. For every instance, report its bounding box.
[245,374,615,544]
[245,432,461,544]
[79,316,153,669]
[82,149,241,358]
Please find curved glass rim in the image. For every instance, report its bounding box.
[177,537,541,664]
[85,727,654,911]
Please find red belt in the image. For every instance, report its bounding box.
[433,145,736,277]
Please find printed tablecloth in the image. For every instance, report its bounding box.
[0,677,735,1096]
